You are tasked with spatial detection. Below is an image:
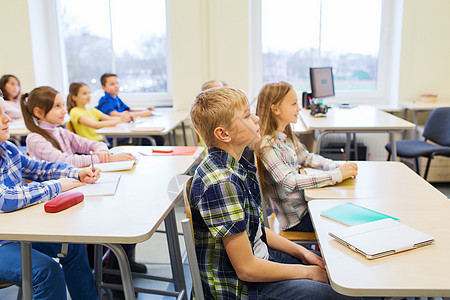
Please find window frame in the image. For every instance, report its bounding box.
[249,0,404,107]
[29,0,173,107]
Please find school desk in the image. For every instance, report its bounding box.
[0,146,205,300]
[96,108,189,146]
[297,105,415,161]
[308,197,450,297]
[8,119,29,146]
[400,100,450,139]
[303,161,447,201]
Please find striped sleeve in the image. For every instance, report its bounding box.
[26,132,103,167]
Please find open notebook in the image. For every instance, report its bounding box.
[71,173,121,196]
[329,218,434,259]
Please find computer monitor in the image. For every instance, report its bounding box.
[310,67,335,99]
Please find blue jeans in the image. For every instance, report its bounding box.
[0,242,98,300]
[257,248,362,300]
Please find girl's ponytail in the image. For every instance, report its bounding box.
[21,87,62,151]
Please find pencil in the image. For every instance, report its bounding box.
[89,151,96,172]
[340,148,348,162]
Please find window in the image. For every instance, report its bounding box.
[57,0,170,103]
[255,0,402,104]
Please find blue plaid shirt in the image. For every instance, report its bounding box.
[96,92,130,115]
[0,141,79,245]
[190,148,266,299]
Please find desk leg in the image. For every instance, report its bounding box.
[94,244,103,296]
[113,137,117,148]
[173,129,178,145]
[104,244,135,300]
[21,241,32,300]
[181,121,187,146]
[414,111,419,140]
[352,133,358,161]
[165,209,187,300]
[390,132,397,161]
[345,133,351,159]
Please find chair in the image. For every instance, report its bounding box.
[181,176,205,300]
[268,213,317,246]
[0,281,22,300]
[385,107,450,180]
[66,121,76,133]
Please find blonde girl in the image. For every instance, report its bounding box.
[21,86,134,167]
[255,82,358,232]
[67,82,130,141]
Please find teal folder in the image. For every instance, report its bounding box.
[320,203,399,226]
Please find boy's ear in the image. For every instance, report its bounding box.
[270,104,280,115]
[101,85,106,92]
[213,126,231,143]
[33,107,44,119]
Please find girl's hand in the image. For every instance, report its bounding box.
[339,162,358,180]
[58,178,85,192]
[110,153,136,162]
[93,151,111,163]
[78,167,101,184]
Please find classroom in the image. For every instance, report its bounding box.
[1,0,450,299]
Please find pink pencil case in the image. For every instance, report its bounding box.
[44,192,84,213]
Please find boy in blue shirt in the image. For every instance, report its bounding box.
[96,73,164,145]
[189,87,360,299]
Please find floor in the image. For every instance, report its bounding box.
[1,179,449,300]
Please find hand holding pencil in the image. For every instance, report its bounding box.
[338,149,358,180]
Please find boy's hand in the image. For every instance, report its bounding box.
[119,113,131,123]
[339,162,358,180]
[78,167,101,184]
[93,151,111,163]
[110,153,136,162]
[305,265,329,283]
[58,178,85,192]
[299,249,326,270]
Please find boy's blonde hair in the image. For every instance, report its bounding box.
[190,87,248,148]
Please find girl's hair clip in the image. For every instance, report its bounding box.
[24,93,29,103]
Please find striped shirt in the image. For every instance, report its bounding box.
[259,132,342,230]
[26,121,108,167]
[190,148,266,299]
[0,141,79,245]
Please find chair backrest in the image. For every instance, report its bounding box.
[182,177,205,300]
[423,107,450,146]
[66,121,76,133]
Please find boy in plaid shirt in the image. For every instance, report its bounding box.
[189,87,359,299]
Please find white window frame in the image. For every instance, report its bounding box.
[28,0,173,107]
[249,0,404,108]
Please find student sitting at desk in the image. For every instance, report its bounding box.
[189,87,358,299]
[67,82,130,141]
[255,82,358,233]
[0,90,100,300]
[0,74,22,120]
[96,73,164,145]
[21,86,134,167]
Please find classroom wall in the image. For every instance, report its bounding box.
[1,0,450,110]
[0,0,35,93]
[398,0,450,103]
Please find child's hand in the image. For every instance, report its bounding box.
[305,265,329,283]
[93,151,111,163]
[119,113,131,123]
[78,167,101,184]
[339,162,358,180]
[299,249,326,270]
[147,106,155,111]
[58,178,85,192]
[109,153,136,162]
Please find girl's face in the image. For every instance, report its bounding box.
[272,89,301,129]
[40,94,67,125]
[0,98,11,142]
[73,85,91,106]
[5,77,20,100]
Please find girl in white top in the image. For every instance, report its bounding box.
[21,86,134,167]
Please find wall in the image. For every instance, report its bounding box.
[0,0,35,92]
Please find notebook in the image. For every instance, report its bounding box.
[320,203,399,226]
[95,160,136,172]
[329,218,435,259]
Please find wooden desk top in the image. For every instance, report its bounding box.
[9,119,29,136]
[299,105,415,131]
[400,101,450,111]
[0,147,204,244]
[96,109,189,136]
[309,198,450,297]
[304,161,447,201]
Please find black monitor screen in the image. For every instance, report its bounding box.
[310,67,335,99]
